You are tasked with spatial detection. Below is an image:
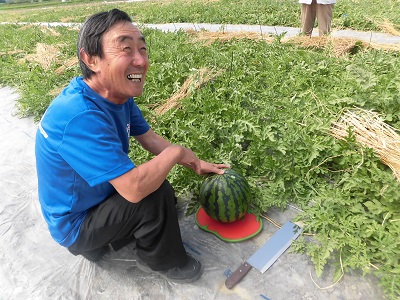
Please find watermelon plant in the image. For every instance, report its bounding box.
[1,0,399,33]
[199,169,251,223]
[1,9,400,299]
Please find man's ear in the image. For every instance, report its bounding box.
[79,48,100,73]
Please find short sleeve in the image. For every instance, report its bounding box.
[130,99,150,136]
[59,110,134,187]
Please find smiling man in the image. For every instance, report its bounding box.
[35,9,228,283]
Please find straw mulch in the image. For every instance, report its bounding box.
[288,35,368,57]
[17,42,79,73]
[40,26,61,37]
[367,42,400,52]
[0,50,25,56]
[331,108,400,182]
[288,35,400,54]
[19,43,61,70]
[152,67,223,116]
[187,30,400,55]
[187,29,273,46]
[371,19,400,36]
[55,56,78,74]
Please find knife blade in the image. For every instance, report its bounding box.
[225,221,302,289]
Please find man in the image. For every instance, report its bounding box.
[299,0,336,36]
[35,8,228,283]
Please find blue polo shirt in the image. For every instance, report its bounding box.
[35,77,150,247]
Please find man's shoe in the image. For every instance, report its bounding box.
[136,253,202,283]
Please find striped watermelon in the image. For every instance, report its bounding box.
[199,169,251,223]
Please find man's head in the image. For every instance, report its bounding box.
[77,9,149,103]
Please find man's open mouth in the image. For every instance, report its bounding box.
[127,74,142,82]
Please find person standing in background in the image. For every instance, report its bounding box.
[299,0,336,36]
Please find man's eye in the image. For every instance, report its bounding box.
[123,47,131,52]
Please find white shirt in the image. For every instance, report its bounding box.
[299,0,336,4]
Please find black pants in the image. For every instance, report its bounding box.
[68,180,187,271]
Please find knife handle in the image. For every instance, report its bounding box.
[225,262,252,289]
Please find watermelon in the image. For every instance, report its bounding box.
[199,169,251,223]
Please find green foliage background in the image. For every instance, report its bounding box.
[1,0,400,33]
[0,1,399,298]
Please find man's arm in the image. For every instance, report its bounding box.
[109,143,191,203]
[109,129,229,203]
[135,129,229,172]
[134,128,172,155]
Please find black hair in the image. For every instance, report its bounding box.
[77,9,132,79]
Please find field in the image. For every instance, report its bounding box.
[0,0,399,298]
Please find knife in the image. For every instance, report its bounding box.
[225,221,302,289]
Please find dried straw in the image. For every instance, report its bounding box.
[367,42,400,52]
[288,35,366,57]
[187,29,272,46]
[369,18,400,36]
[55,56,78,74]
[153,67,223,116]
[40,26,61,37]
[0,50,25,56]
[187,30,400,55]
[19,43,60,70]
[331,108,400,182]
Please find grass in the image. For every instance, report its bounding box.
[0,1,399,299]
[0,0,399,33]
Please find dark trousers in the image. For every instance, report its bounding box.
[68,180,187,271]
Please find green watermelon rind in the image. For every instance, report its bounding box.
[199,169,251,223]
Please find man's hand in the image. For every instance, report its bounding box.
[135,131,229,175]
[197,160,230,175]
[178,147,230,175]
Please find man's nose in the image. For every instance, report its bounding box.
[132,51,148,66]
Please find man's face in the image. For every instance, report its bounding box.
[89,21,149,103]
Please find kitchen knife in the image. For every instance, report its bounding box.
[225,221,302,289]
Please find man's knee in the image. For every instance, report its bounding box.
[140,180,176,210]
[158,180,174,195]
[150,180,175,201]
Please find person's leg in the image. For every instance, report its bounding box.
[317,3,334,35]
[301,0,317,36]
[133,180,187,271]
[68,180,187,270]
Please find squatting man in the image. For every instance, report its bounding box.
[35,8,229,283]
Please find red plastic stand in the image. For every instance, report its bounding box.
[195,207,263,242]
